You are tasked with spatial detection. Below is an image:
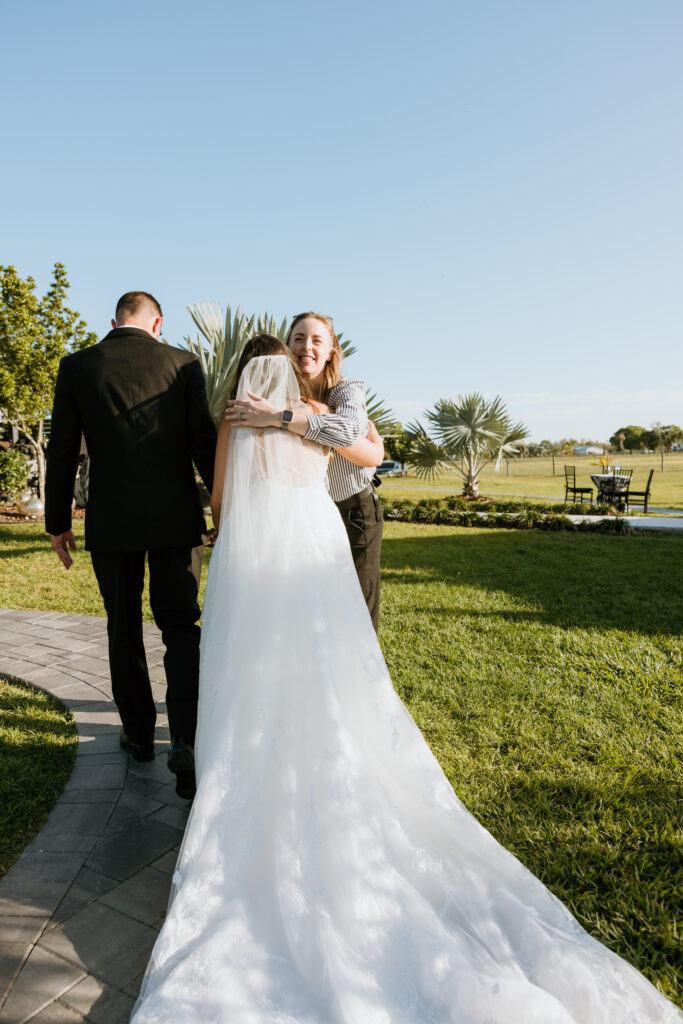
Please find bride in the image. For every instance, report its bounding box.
[131,338,681,1023]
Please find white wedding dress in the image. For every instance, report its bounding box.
[131,356,681,1024]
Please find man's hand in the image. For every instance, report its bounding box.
[50,531,77,570]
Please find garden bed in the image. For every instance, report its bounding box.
[380,495,634,533]
[0,502,85,524]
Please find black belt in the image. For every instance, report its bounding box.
[334,485,374,511]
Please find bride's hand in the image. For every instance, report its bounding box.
[225,392,280,429]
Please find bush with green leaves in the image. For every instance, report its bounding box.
[0,448,30,500]
[380,495,633,534]
[0,263,97,499]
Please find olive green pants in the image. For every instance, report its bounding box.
[335,486,384,632]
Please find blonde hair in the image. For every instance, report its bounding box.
[285,312,343,402]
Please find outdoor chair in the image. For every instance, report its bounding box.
[600,468,632,509]
[564,466,592,504]
[624,468,654,514]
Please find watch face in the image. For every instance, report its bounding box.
[282,410,293,424]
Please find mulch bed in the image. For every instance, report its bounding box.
[0,503,86,524]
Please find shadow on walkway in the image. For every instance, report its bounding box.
[0,609,187,1024]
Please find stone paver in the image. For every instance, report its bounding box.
[0,610,190,1023]
[40,904,158,989]
[60,977,135,1024]
[98,867,170,927]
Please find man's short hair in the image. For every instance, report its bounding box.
[115,291,163,323]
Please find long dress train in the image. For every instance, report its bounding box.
[131,355,681,1023]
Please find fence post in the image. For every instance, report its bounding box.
[552,455,555,476]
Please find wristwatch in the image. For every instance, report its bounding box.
[280,410,293,429]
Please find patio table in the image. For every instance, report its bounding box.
[591,473,630,509]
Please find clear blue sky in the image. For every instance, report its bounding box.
[2,0,681,441]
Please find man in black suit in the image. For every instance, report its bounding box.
[45,291,217,798]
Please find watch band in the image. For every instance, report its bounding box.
[280,410,293,429]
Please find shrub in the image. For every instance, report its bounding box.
[379,495,633,536]
[0,449,30,500]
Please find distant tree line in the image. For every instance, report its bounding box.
[490,439,608,457]
[609,424,683,452]
[519,439,606,457]
[477,427,683,458]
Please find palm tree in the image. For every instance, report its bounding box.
[180,302,394,429]
[407,393,528,498]
[181,302,255,423]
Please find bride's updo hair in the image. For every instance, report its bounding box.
[230,333,312,401]
[285,312,342,403]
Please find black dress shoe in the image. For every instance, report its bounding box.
[167,736,195,775]
[175,769,196,801]
[120,727,155,762]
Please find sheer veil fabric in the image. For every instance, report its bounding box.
[132,356,681,1023]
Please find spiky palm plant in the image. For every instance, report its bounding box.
[407,393,528,499]
[253,312,290,341]
[183,302,255,423]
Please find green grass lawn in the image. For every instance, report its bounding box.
[381,451,683,508]
[0,520,681,1004]
[0,677,77,874]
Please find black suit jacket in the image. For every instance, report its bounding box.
[45,327,217,552]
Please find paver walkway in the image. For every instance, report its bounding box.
[0,609,189,1024]
[567,513,683,531]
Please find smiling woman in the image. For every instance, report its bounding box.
[0,677,77,875]
[287,312,386,631]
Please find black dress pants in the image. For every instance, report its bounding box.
[335,486,384,632]
[90,545,202,746]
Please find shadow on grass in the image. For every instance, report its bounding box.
[0,523,75,558]
[0,545,54,559]
[382,529,683,636]
[476,771,682,992]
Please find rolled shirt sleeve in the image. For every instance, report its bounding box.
[303,378,368,448]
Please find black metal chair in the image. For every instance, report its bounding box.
[624,469,654,514]
[600,468,632,509]
[564,466,593,504]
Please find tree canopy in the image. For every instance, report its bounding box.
[609,425,648,451]
[0,263,97,497]
[383,425,413,472]
[610,424,683,452]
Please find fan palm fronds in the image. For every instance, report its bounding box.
[404,421,452,480]
[339,336,357,360]
[366,390,396,435]
[407,394,528,497]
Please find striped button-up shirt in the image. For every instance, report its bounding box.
[303,377,374,502]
